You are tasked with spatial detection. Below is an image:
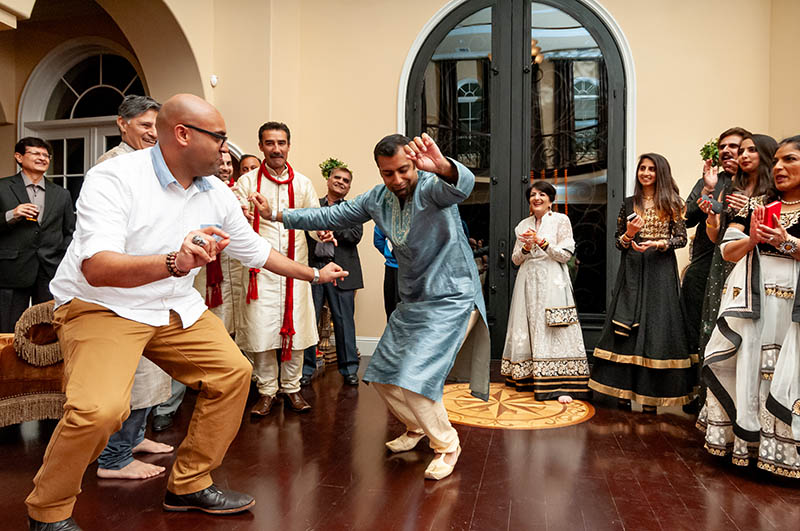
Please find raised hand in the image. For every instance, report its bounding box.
[726,193,748,211]
[12,202,39,221]
[404,133,453,176]
[626,214,644,238]
[241,204,254,223]
[248,192,272,221]
[748,205,765,247]
[175,226,230,272]
[317,230,338,246]
[697,197,714,215]
[319,262,349,286]
[755,213,787,248]
[702,159,719,192]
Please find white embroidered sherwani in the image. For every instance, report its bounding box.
[192,251,245,336]
[234,165,319,395]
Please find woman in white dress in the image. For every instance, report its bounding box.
[500,181,590,404]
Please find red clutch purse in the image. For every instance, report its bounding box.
[764,201,781,229]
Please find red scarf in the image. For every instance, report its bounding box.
[247,162,296,361]
[205,256,224,308]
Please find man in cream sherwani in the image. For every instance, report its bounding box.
[234,122,323,415]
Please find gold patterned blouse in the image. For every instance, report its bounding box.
[615,199,687,251]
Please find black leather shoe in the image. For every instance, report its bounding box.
[152,413,174,432]
[343,373,359,386]
[28,517,82,530]
[299,375,312,387]
[163,484,255,514]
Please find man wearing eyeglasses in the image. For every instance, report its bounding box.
[25,94,347,530]
[234,122,326,416]
[0,137,75,332]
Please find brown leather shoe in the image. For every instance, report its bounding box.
[250,395,276,416]
[282,392,311,412]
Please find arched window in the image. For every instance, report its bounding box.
[46,53,145,121]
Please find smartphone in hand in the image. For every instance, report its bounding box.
[764,201,781,229]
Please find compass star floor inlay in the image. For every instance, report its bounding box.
[442,382,594,430]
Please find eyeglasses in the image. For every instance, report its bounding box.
[24,151,51,159]
[182,124,228,145]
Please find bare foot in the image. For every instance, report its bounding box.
[132,438,174,454]
[97,459,165,479]
[558,395,573,404]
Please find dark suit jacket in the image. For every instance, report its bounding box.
[306,197,364,291]
[0,173,76,288]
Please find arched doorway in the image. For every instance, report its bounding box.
[405,0,628,356]
[18,38,148,207]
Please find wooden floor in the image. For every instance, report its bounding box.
[3,361,799,531]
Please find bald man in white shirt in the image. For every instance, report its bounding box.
[25,94,347,531]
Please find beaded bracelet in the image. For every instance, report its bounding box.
[166,251,189,277]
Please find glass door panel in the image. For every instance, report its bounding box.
[419,6,494,299]
[527,2,609,317]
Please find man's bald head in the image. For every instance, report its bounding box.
[156,94,229,184]
[156,94,223,140]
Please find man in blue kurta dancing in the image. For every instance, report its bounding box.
[250,133,489,480]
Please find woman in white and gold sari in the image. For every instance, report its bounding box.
[703,135,800,478]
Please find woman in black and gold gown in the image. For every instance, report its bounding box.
[589,153,697,412]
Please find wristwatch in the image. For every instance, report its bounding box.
[311,267,320,284]
[778,238,798,255]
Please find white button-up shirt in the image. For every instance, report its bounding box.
[50,144,271,328]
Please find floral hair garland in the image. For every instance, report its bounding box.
[319,157,349,180]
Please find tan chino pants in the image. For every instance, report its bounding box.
[25,299,252,523]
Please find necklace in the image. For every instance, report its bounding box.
[781,198,800,205]
[643,195,654,200]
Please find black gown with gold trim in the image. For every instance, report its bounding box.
[589,197,698,406]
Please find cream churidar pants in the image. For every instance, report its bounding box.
[246,348,303,396]
[25,299,252,523]
[372,309,480,454]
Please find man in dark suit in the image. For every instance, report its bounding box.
[302,166,364,386]
[0,137,75,332]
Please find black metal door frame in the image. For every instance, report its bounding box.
[406,0,627,357]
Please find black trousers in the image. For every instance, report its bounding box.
[383,265,400,319]
[0,265,53,333]
[303,283,359,377]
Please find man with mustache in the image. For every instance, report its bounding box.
[234,122,328,416]
[681,127,749,368]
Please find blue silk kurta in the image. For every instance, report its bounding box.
[282,160,489,402]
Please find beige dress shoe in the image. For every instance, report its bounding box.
[385,431,425,453]
[424,445,461,480]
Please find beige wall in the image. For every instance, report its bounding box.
[769,0,800,141]
[601,0,773,267]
